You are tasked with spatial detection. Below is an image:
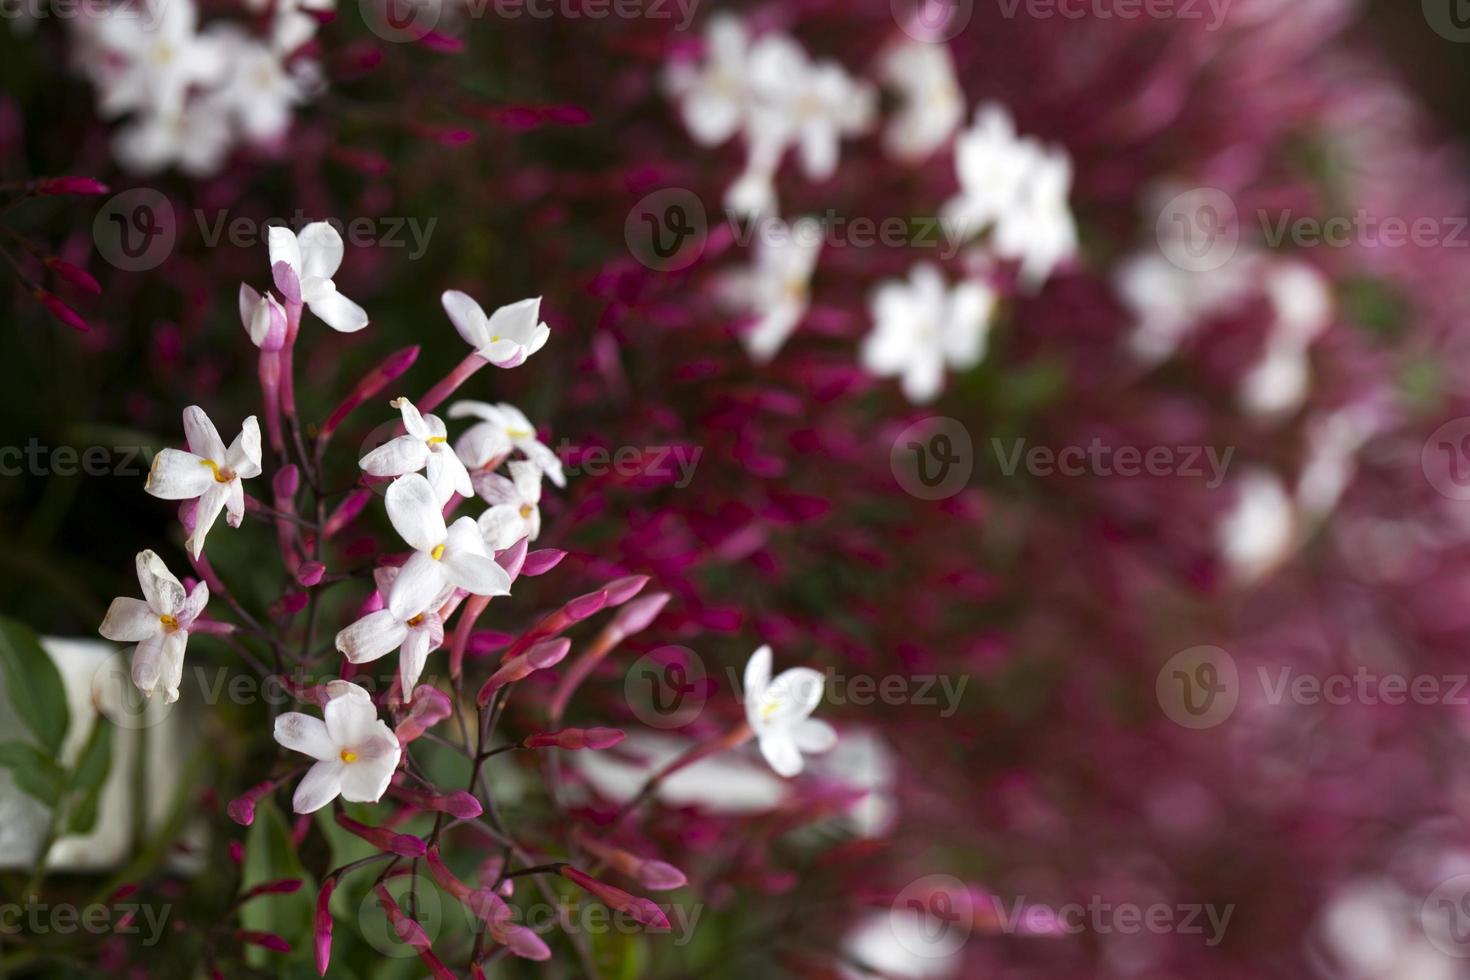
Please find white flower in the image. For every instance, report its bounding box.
[145,406,262,559]
[112,98,235,177]
[664,13,750,147]
[742,644,836,778]
[877,39,963,163]
[359,397,473,505]
[98,550,208,703]
[207,27,310,143]
[717,216,822,362]
[82,0,225,120]
[1239,260,1333,416]
[1115,248,1260,365]
[746,33,874,182]
[335,568,451,700]
[1218,469,1296,584]
[274,682,401,813]
[384,473,513,620]
[441,291,550,368]
[860,263,997,403]
[268,222,370,333]
[447,400,564,487]
[475,460,544,551]
[942,104,1079,287]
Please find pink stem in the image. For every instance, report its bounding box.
[417,352,487,415]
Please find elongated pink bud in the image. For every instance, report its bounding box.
[417,352,488,414]
[560,867,670,930]
[496,538,529,581]
[524,727,624,751]
[296,561,326,587]
[602,574,650,606]
[551,592,670,721]
[315,878,336,976]
[324,489,374,539]
[36,176,108,196]
[373,884,432,950]
[477,637,570,705]
[319,345,420,443]
[521,549,567,576]
[395,686,452,743]
[391,784,483,819]
[501,590,609,662]
[34,289,88,332]
[227,776,286,826]
[335,812,426,857]
[235,930,291,952]
[241,878,304,901]
[574,831,686,890]
[44,257,100,295]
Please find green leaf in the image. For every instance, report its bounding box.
[0,741,67,806]
[0,615,70,757]
[241,799,315,967]
[65,717,114,834]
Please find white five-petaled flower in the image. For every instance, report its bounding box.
[384,473,513,621]
[359,397,473,505]
[745,33,875,183]
[941,103,1079,287]
[861,262,997,404]
[441,291,550,369]
[717,216,823,362]
[878,38,963,163]
[475,460,544,551]
[145,406,263,558]
[273,682,401,813]
[663,13,750,147]
[335,568,451,701]
[743,645,836,777]
[99,550,208,704]
[447,400,565,487]
[82,0,225,121]
[268,222,370,333]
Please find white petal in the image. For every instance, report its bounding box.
[398,628,433,695]
[425,450,472,505]
[274,712,338,761]
[761,667,827,728]
[188,481,231,560]
[486,297,542,345]
[477,506,525,551]
[744,645,773,706]
[441,290,490,349]
[336,609,409,663]
[758,733,804,777]
[387,551,446,620]
[268,225,302,275]
[325,686,379,747]
[292,761,345,813]
[509,459,542,503]
[131,632,166,699]
[180,580,210,626]
[395,397,431,440]
[455,422,512,470]
[792,718,837,754]
[473,471,519,507]
[182,405,227,461]
[339,732,399,803]
[100,597,161,643]
[224,479,245,530]
[360,435,429,478]
[307,287,369,333]
[443,523,512,596]
[158,630,187,703]
[136,550,185,615]
[385,473,447,552]
[226,416,263,479]
[239,283,262,329]
[297,221,345,281]
[145,449,215,499]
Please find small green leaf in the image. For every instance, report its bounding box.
[242,800,315,967]
[66,717,114,834]
[0,615,70,757]
[0,741,67,806]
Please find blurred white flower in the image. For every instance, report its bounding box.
[448,400,564,487]
[1218,469,1296,584]
[718,216,823,362]
[743,645,836,777]
[861,262,996,403]
[878,39,963,162]
[335,568,451,700]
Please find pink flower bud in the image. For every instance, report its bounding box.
[524,727,624,751]
[609,591,670,639]
[320,345,420,442]
[324,489,374,539]
[227,777,281,826]
[315,878,336,976]
[235,930,291,953]
[228,840,244,864]
[520,549,566,577]
[335,813,426,857]
[574,831,687,890]
[560,867,670,930]
[36,176,108,196]
[33,289,89,332]
[602,574,650,606]
[395,686,453,744]
[478,637,571,705]
[392,784,483,819]
[44,257,100,295]
[273,464,300,500]
[242,878,303,901]
[296,561,326,587]
[495,537,528,581]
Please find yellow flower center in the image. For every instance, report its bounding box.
[507,428,533,439]
[761,700,780,720]
[430,543,446,560]
[158,614,179,632]
[406,614,425,628]
[200,459,233,483]
[427,436,447,446]
[340,749,358,763]
[519,504,534,519]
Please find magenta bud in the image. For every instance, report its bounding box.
[273,464,301,499]
[610,592,670,638]
[228,840,245,864]
[567,590,610,620]
[243,878,304,900]
[637,861,688,891]
[444,791,484,819]
[527,637,571,669]
[34,289,89,332]
[395,686,453,743]
[335,812,427,857]
[226,798,256,826]
[236,930,291,953]
[272,260,302,305]
[602,575,650,606]
[560,867,670,930]
[525,727,624,750]
[520,549,566,576]
[37,176,108,196]
[296,561,326,587]
[495,537,528,580]
[315,878,336,976]
[44,257,101,295]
